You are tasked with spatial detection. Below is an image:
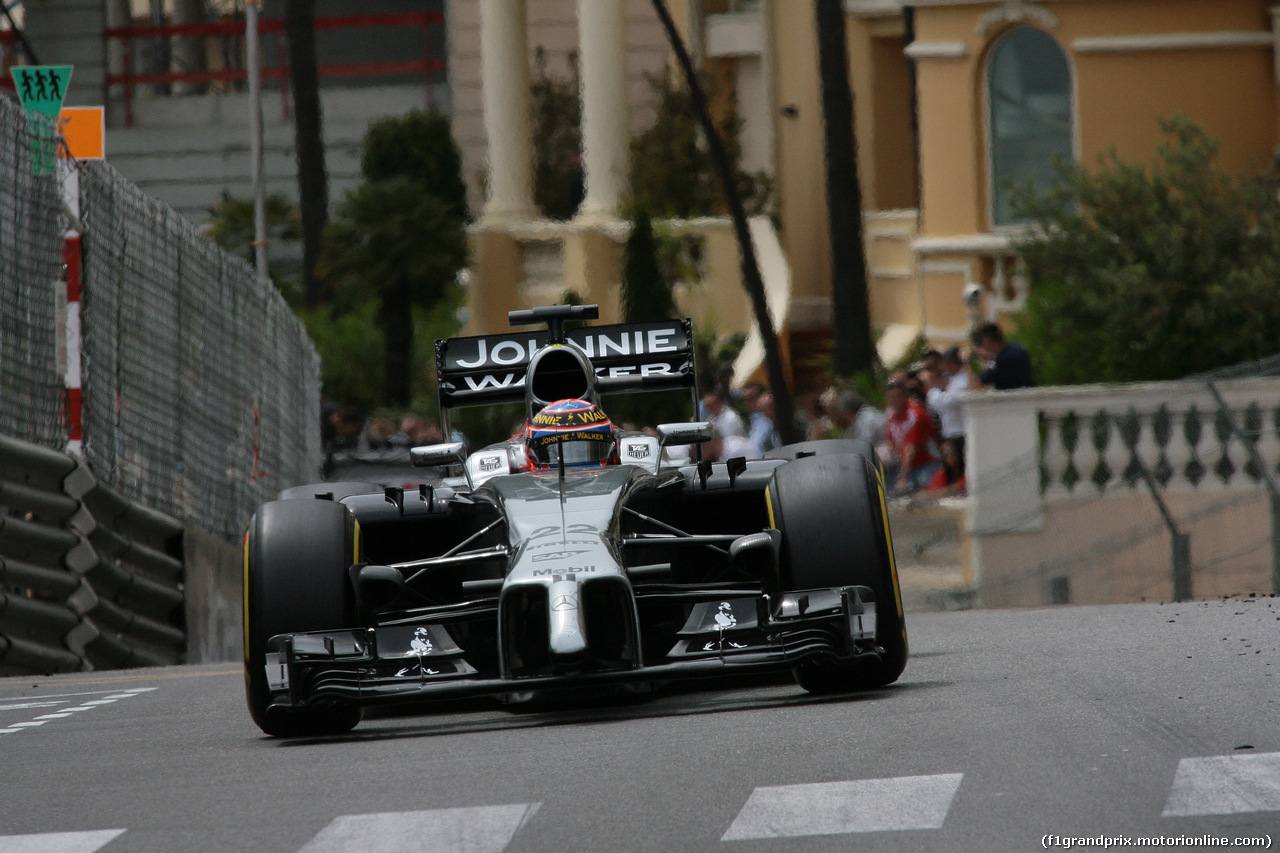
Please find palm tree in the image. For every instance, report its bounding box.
[285,0,327,308]
[649,0,799,443]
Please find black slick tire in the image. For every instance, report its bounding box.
[244,498,363,737]
[767,453,908,693]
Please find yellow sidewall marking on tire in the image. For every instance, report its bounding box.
[242,527,252,686]
[874,479,908,650]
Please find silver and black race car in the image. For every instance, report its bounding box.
[244,304,907,737]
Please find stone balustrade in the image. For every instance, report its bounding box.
[965,376,1280,535]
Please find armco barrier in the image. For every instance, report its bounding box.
[0,434,185,674]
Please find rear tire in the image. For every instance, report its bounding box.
[244,499,363,737]
[768,454,907,693]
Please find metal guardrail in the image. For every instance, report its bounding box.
[0,434,185,675]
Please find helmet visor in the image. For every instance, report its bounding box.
[530,433,613,467]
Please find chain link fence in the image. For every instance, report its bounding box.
[0,104,64,447]
[0,97,322,540]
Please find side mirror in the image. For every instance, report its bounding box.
[655,422,713,473]
[352,563,404,613]
[656,422,712,447]
[410,442,467,468]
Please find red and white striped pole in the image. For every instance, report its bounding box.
[60,162,83,455]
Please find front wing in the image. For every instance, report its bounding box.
[264,585,880,710]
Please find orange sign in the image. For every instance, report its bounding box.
[57,106,105,160]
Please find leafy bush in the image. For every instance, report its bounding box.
[1014,115,1280,384]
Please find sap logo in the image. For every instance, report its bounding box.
[478,455,504,472]
[529,540,596,550]
[626,443,651,459]
[533,565,596,576]
[531,550,588,562]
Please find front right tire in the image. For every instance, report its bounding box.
[244,499,363,737]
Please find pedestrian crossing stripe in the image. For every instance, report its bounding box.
[297,803,542,853]
[4,751,1279,852]
[0,829,124,853]
[1163,751,1280,817]
[721,772,964,840]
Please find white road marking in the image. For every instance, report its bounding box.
[1163,752,1280,817]
[721,773,964,840]
[0,829,125,853]
[0,702,65,712]
[297,804,542,853]
[0,689,156,737]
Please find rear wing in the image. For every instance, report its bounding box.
[435,318,696,410]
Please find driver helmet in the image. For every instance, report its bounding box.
[525,398,615,468]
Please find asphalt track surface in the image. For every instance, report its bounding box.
[0,600,1277,852]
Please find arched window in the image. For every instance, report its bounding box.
[986,27,1073,225]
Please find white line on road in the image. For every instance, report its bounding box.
[1163,752,1280,816]
[721,773,964,840]
[0,829,125,853]
[297,803,543,853]
[0,688,157,737]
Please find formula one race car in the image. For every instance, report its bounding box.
[244,305,907,737]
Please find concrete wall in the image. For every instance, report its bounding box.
[108,84,441,225]
[183,526,242,664]
[24,0,107,102]
[26,0,450,233]
[978,490,1274,608]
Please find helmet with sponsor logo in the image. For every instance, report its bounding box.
[524,398,616,468]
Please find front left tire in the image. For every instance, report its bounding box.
[244,499,363,737]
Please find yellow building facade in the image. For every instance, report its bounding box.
[451,0,1280,389]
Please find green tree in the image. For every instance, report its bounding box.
[360,110,469,219]
[205,192,302,301]
[284,0,327,307]
[614,210,689,427]
[531,49,583,220]
[621,209,674,322]
[627,70,771,220]
[318,111,469,407]
[1013,115,1280,385]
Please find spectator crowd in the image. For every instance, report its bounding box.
[694,321,1035,499]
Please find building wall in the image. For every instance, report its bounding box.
[447,0,669,219]
[768,0,829,320]
[913,0,1278,241]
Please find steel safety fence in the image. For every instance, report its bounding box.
[0,101,64,447]
[0,95,321,541]
[76,160,322,540]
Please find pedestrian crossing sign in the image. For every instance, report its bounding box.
[10,65,73,175]
[12,65,73,117]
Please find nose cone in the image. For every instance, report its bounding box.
[548,577,588,666]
